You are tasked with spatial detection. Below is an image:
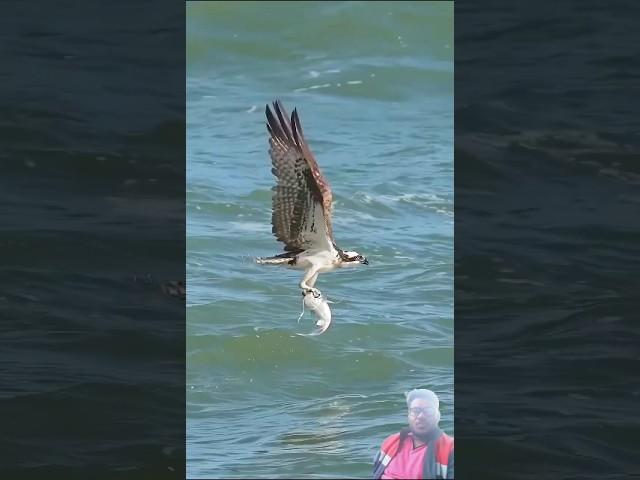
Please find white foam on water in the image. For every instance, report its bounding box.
[295,83,334,92]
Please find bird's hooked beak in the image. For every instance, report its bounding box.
[362,258,369,265]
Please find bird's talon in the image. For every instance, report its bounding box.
[303,288,322,299]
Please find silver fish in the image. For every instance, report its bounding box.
[296,290,333,336]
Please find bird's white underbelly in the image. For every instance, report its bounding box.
[295,250,338,271]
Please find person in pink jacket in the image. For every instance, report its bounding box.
[373,389,454,479]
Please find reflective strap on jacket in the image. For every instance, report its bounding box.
[435,462,447,478]
[428,433,454,479]
[372,432,403,479]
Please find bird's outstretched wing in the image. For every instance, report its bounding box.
[266,99,334,252]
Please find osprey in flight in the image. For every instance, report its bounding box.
[256,100,369,299]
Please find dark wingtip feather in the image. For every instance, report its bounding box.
[291,108,306,146]
[273,100,293,142]
[266,103,287,144]
[291,108,299,146]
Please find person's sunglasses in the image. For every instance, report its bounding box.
[409,407,435,417]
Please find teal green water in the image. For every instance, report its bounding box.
[187,2,453,478]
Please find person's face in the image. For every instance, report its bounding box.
[408,398,438,436]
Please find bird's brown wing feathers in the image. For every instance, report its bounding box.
[265,100,334,252]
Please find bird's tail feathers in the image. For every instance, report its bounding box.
[256,255,292,265]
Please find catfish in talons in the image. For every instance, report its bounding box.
[296,290,334,336]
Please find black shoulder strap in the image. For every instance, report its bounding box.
[398,427,411,445]
[422,428,443,479]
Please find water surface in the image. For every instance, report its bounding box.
[187,2,453,478]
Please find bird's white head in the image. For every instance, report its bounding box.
[341,250,369,266]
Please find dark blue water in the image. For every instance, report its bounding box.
[0,2,185,477]
[455,2,640,479]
